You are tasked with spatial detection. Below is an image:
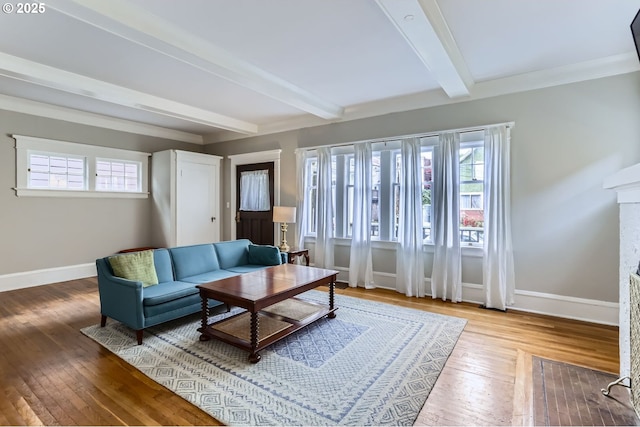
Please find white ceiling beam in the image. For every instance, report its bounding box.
[375,0,473,98]
[46,0,345,120]
[0,94,204,144]
[0,52,258,134]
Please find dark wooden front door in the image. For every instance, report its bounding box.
[236,162,274,245]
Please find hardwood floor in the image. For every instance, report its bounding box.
[0,278,618,426]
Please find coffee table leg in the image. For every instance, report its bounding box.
[249,311,261,363]
[199,294,211,341]
[328,276,337,319]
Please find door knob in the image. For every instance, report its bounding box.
[235,211,241,223]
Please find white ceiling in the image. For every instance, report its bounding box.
[0,0,639,144]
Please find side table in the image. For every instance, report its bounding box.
[284,248,310,266]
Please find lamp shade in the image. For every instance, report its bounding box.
[273,206,296,223]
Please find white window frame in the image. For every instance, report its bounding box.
[13,135,150,198]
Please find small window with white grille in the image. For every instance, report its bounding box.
[13,135,149,198]
[28,153,86,190]
[96,159,141,192]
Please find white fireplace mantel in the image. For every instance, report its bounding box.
[604,162,640,203]
[604,162,640,380]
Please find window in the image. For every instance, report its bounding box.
[304,144,402,242]
[459,143,484,245]
[29,153,86,190]
[305,157,318,234]
[14,135,150,198]
[371,152,382,238]
[96,159,141,192]
[345,155,354,237]
[421,148,433,243]
[300,130,492,246]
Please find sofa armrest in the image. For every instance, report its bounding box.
[96,258,145,330]
[280,252,288,264]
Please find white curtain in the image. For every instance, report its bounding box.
[431,132,462,302]
[314,147,334,269]
[396,137,425,297]
[483,125,515,310]
[349,142,374,289]
[295,150,309,251]
[239,170,270,211]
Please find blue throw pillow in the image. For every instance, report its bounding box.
[248,244,282,266]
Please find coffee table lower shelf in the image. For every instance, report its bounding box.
[198,297,337,363]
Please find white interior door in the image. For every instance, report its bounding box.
[177,161,219,245]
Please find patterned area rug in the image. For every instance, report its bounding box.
[81,290,466,426]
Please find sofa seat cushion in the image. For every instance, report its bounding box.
[142,281,199,306]
[180,269,239,285]
[225,265,273,274]
[143,295,225,320]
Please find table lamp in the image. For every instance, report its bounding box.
[273,206,296,252]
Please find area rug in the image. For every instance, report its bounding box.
[533,356,640,426]
[81,290,466,426]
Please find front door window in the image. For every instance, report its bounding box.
[240,169,270,211]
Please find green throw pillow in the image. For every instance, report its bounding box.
[108,250,159,287]
[248,244,282,266]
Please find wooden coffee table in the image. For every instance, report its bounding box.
[197,263,339,363]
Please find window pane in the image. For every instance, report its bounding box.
[346,156,354,237]
[306,159,318,235]
[96,159,140,192]
[392,152,401,240]
[459,144,484,244]
[309,188,317,233]
[347,186,354,237]
[421,149,433,243]
[30,155,49,173]
[371,154,381,237]
[28,153,86,190]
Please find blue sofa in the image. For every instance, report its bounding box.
[96,239,286,344]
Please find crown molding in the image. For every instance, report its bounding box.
[207,51,640,144]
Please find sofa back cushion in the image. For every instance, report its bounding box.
[153,249,174,283]
[213,239,251,269]
[169,244,220,280]
[248,244,282,266]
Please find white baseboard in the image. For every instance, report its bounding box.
[334,267,619,326]
[0,263,97,293]
[3,263,619,326]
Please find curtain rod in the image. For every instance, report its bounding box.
[294,121,514,153]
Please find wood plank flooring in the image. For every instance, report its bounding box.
[532,356,638,426]
[0,278,619,426]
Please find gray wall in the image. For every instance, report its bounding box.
[0,111,201,275]
[206,72,640,303]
